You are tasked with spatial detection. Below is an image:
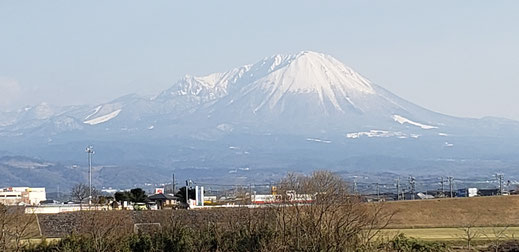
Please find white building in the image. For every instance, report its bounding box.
[0,187,46,205]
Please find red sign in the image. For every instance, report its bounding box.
[155,188,164,194]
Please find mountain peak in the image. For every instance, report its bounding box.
[256,51,375,95]
[234,51,376,113]
[154,51,379,115]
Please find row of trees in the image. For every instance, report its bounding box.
[70,185,153,207]
[70,183,196,206]
[114,188,148,203]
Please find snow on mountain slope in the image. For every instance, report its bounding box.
[154,51,379,115]
[84,109,122,125]
[154,65,251,106]
[392,115,438,129]
[84,106,102,120]
[248,51,375,112]
[172,51,450,134]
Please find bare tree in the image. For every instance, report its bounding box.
[0,204,38,252]
[71,183,98,209]
[484,225,510,252]
[274,170,394,251]
[457,215,482,251]
[77,210,133,252]
[90,187,105,209]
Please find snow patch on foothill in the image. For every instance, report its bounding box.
[306,138,332,144]
[392,115,438,129]
[346,130,419,139]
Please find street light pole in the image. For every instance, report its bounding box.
[185,179,192,208]
[86,146,94,205]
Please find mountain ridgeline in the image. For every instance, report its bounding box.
[1,51,519,187]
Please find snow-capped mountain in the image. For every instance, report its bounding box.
[1,51,519,186]
[3,50,519,138]
[191,51,447,133]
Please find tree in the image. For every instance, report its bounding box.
[457,214,482,251]
[484,225,510,252]
[0,204,38,251]
[77,210,133,252]
[274,170,395,251]
[114,191,130,203]
[114,189,147,204]
[130,188,148,203]
[71,183,89,209]
[174,186,196,204]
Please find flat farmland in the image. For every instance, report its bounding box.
[384,195,519,229]
[381,227,519,241]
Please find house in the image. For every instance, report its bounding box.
[148,193,181,209]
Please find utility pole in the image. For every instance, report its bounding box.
[408,176,416,200]
[172,173,175,193]
[57,184,60,201]
[185,180,191,207]
[375,183,380,200]
[440,176,445,196]
[353,176,358,194]
[496,173,504,195]
[396,177,400,201]
[249,184,253,204]
[448,176,454,198]
[86,146,94,205]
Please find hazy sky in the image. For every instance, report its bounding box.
[1,1,518,120]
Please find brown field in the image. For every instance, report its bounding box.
[384,195,519,229]
[380,227,519,241]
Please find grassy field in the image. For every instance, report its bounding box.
[381,227,519,241]
[383,195,519,229]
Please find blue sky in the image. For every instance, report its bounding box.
[1,1,518,119]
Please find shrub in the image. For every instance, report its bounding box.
[385,233,450,252]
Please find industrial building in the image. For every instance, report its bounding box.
[0,187,46,205]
